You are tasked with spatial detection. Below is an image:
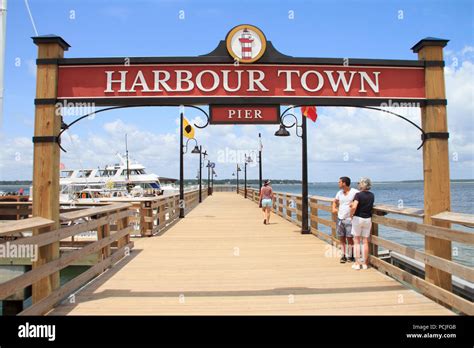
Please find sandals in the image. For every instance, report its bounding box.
[263,219,267,224]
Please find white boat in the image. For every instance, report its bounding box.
[58,154,164,202]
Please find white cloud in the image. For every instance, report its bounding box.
[26,59,36,78]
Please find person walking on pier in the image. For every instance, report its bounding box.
[350,177,375,270]
[259,179,274,224]
[332,176,358,263]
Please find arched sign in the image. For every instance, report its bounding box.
[35,24,443,116]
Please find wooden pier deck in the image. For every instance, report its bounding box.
[49,192,454,315]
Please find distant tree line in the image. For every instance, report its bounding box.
[180,179,302,185]
[0,180,32,185]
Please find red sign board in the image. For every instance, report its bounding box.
[210,105,279,124]
[57,64,425,101]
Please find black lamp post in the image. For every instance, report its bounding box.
[206,160,214,196]
[244,154,252,199]
[235,164,241,194]
[211,169,216,191]
[274,108,310,234]
[258,133,263,190]
[199,149,207,203]
[180,122,201,218]
[179,112,184,218]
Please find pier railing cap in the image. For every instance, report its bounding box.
[411,37,449,53]
[32,35,70,51]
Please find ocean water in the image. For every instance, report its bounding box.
[248,181,474,267]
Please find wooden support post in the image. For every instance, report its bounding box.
[331,211,337,239]
[413,37,452,292]
[31,36,70,304]
[296,197,302,224]
[369,217,379,257]
[103,213,111,259]
[140,202,153,237]
[278,195,284,217]
[96,215,104,259]
[286,195,292,220]
[310,199,318,230]
[116,213,130,249]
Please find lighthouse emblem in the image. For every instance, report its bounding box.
[226,24,267,63]
[239,29,254,60]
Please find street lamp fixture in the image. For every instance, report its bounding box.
[243,153,253,199]
[206,159,215,196]
[180,131,201,218]
[183,137,200,154]
[274,123,291,137]
[274,107,310,234]
[235,164,242,194]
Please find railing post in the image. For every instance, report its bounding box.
[296,196,302,225]
[117,211,130,248]
[31,35,70,304]
[369,213,380,257]
[413,37,452,292]
[310,198,318,231]
[278,194,284,217]
[98,213,111,260]
[286,195,292,221]
[331,211,337,239]
[141,201,153,237]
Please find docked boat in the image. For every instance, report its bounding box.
[58,154,164,202]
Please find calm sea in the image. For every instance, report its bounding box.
[249,181,473,267]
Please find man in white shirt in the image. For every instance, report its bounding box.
[332,176,358,263]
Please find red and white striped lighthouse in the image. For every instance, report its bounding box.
[238,28,254,60]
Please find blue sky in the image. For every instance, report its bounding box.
[1,0,473,181]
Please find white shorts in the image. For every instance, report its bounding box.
[351,216,372,238]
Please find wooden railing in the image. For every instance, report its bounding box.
[0,203,134,315]
[0,188,208,237]
[239,187,474,315]
[0,188,208,315]
[102,188,208,237]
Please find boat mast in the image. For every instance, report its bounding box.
[125,133,130,189]
[0,0,7,123]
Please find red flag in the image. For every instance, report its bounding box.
[301,106,318,122]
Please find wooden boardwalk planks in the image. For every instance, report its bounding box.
[49,192,454,315]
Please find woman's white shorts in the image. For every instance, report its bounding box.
[351,216,372,238]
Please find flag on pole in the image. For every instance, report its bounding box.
[301,106,318,122]
[183,117,195,139]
